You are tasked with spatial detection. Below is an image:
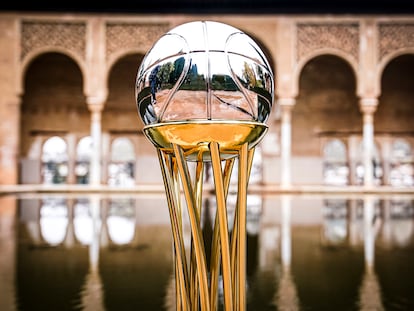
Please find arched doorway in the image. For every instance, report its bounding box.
[104,53,143,133]
[389,138,414,186]
[377,54,414,134]
[20,52,87,185]
[377,54,414,186]
[76,136,92,184]
[323,139,349,185]
[295,54,360,184]
[355,141,383,186]
[104,53,145,185]
[108,137,135,186]
[41,136,68,184]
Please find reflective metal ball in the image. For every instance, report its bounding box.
[135,20,274,126]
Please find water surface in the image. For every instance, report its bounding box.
[1,193,413,310]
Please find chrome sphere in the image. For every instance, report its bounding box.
[135,21,274,126]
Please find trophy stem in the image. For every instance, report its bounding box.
[157,149,191,310]
[157,141,254,311]
[210,142,234,311]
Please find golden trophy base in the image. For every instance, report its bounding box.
[144,120,267,311]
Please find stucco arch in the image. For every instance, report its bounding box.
[20,47,86,95]
[293,49,358,97]
[105,51,143,107]
[376,48,414,97]
[106,48,147,78]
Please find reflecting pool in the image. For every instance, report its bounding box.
[1,193,413,310]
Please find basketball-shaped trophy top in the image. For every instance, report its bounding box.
[135,21,274,126]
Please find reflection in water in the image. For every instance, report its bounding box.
[0,196,18,311]
[1,194,413,310]
[277,271,300,311]
[40,197,68,245]
[322,199,348,246]
[382,199,414,248]
[80,270,105,311]
[106,198,136,245]
[80,195,105,311]
[74,198,94,245]
[359,270,384,311]
[275,195,300,311]
[358,196,385,311]
[164,273,176,311]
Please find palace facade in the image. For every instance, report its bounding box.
[0,12,413,188]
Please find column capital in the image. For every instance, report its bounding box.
[88,103,104,114]
[277,98,295,122]
[277,97,296,107]
[359,97,378,115]
[86,90,107,108]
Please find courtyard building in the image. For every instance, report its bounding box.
[0,11,413,189]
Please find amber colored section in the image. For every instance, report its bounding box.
[143,120,267,161]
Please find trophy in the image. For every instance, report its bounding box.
[135,20,274,311]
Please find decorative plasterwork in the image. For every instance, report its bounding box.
[297,23,359,62]
[379,23,414,60]
[21,21,86,60]
[105,23,169,60]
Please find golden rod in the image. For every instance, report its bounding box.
[230,145,254,309]
[157,150,191,310]
[209,157,235,310]
[210,142,234,311]
[191,157,204,311]
[173,143,211,311]
[236,143,249,310]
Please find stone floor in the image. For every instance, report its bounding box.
[1,183,413,196]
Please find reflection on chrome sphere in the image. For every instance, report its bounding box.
[135,20,274,126]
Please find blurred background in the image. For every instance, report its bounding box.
[1,1,414,191]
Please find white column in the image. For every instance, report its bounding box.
[278,98,295,188]
[381,136,392,185]
[101,132,110,185]
[88,102,104,186]
[85,18,107,186]
[66,133,77,184]
[348,135,359,185]
[360,98,378,188]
